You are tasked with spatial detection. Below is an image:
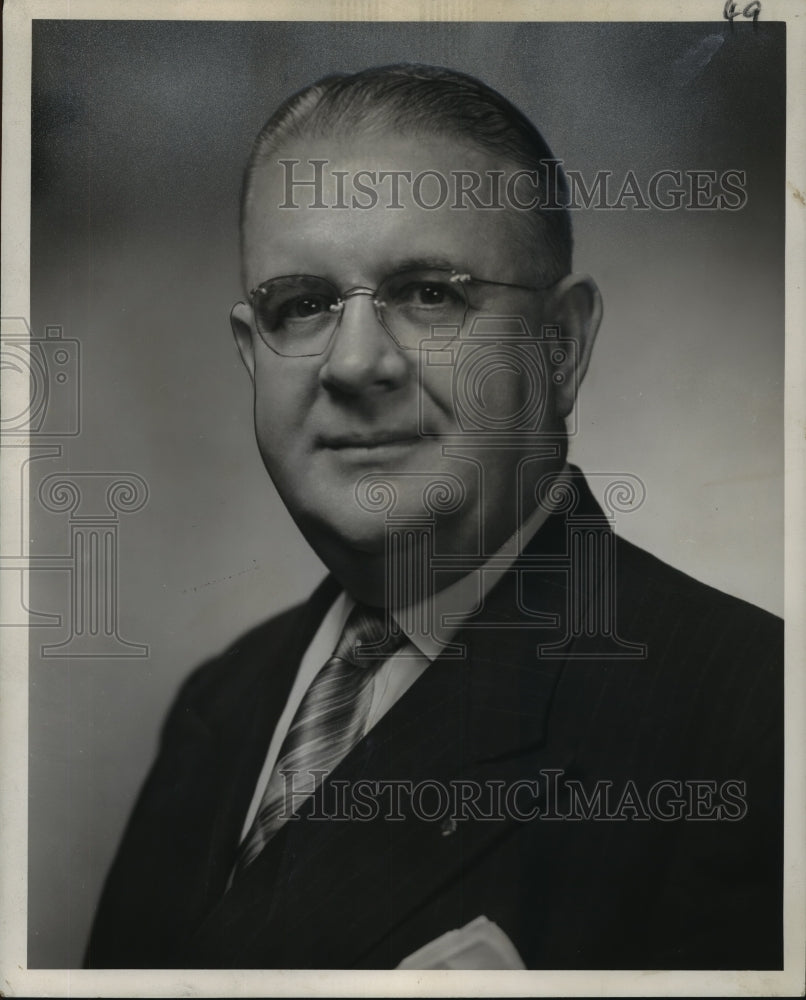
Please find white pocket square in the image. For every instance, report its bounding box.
[397,915,526,970]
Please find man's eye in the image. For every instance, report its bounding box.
[417,283,447,305]
[395,281,459,307]
[281,295,334,321]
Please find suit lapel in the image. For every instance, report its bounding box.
[276,552,581,968]
[192,574,343,910]
[184,476,611,966]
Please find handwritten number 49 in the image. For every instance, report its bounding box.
[724,0,761,22]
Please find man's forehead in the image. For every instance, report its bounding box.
[240,130,544,280]
[244,130,518,215]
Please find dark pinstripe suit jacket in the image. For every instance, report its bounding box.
[85,472,783,970]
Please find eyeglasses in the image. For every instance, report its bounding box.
[248,267,559,357]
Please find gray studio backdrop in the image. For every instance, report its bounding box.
[27,20,784,967]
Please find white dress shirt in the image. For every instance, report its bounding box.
[239,466,569,840]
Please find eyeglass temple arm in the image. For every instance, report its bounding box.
[464,273,562,293]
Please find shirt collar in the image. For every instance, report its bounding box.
[393,464,571,661]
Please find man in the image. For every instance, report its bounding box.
[85,64,782,970]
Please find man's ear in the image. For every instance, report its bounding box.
[230,302,257,382]
[546,274,602,419]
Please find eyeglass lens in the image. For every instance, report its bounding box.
[252,268,469,356]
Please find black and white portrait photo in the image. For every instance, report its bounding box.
[1,3,803,996]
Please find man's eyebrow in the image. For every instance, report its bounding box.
[392,256,460,272]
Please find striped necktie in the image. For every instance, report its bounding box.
[234,603,405,875]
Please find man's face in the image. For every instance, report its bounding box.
[232,130,599,585]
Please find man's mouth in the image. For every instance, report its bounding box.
[318,431,423,449]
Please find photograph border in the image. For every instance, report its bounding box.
[2,0,804,995]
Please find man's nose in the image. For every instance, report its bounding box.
[318,291,410,395]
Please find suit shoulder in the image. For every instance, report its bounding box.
[599,535,783,774]
[164,602,305,727]
[615,533,782,636]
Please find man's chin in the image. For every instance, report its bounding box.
[297,509,390,559]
